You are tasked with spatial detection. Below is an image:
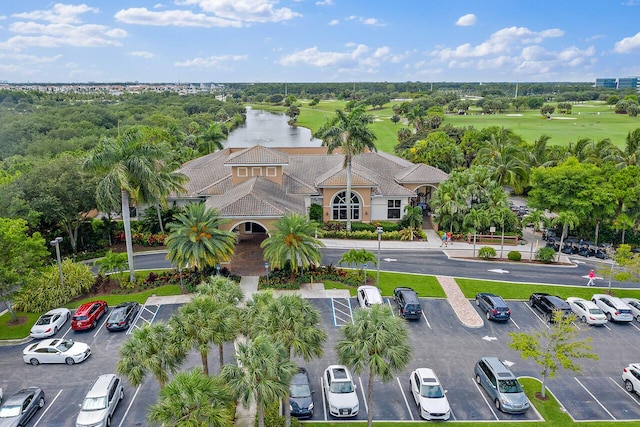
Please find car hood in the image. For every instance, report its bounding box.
[0,416,23,427]
[503,392,529,407]
[328,391,358,408]
[290,395,313,411]
[420,396,450,414]
[76,408,108,426]
[67,342,90,354]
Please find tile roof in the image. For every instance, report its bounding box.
[224,145,289,165]
[395,163,449,183]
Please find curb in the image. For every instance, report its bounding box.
[0,336,33,347]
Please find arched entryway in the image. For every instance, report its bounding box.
[413,184,438,230]
[228,221,269,276]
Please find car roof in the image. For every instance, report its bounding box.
[33,338,63,348]
[291,368,310,385]
[415,368,440,384]
[4,388,38,404]
[327,365,351,381]
[86,374,118,398]
[567,297,597,307]
[76,300,106,311]
[481,357,514,377]
[358,286,383,300]
[629,363,640,371]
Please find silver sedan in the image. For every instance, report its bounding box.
[566,297,607,325]
[29,308,70,339]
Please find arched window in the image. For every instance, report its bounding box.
[332,191,360,221]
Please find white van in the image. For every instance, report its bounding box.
[76,374,124,427]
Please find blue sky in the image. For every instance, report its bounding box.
[1,1,639,83]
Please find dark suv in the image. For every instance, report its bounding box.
[529,293,572,322]
[475,293,511,321]
[393,287,423,320]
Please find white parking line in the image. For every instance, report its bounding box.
[509,317,520,329]
[603,322,612,331]
[61,325,72,339]
[396,376,414,421]
[119,384,142,427]
[126,305,145,334]
[422,311,432,328]
[93,312,110,338]
[524,303,551,329]
[320,376,327,420]
[358,376,368,414]
[33,388,63,426]
[630,322,640,332]
[609,376,640,407]
[472,377,499,420]
[574,377,616,420]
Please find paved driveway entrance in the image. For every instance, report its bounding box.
[228,233,267,276]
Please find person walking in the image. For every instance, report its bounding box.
[440,233,447,247]
[446,231,452,246]
[587,269,596,286]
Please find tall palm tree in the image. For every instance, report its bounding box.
[165,202,236,275]
[169,294,237,376]
[197,275,244,306]
[475,135,529,194]
[84,126,186,282]
[522,209,549,232]
[552,210,580,262]
[221,334,297,427]
[464,208,490,258]
[336,304,411,427]
[314,106,377,231]
[260,213,325,274]
[199,123,226,155]
[491,207,514,259]
[402,205,424,240]
[338,248,377,282]
[147,368,234,427]
[117,322,186,389]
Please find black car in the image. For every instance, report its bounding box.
[393,287,423,320]
[290,367,313,418]
[0,387,45,427]
[105,302,140,331]
[475,293,511,321]
[529,293,572,322]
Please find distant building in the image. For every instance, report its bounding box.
[595,78,617,89]
[595,77,639,91]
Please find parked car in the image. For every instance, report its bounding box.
[76,374,124,427]
[105,302,140,332]
[29,308,71,339]
[474,357,530,414]
[72,300,108,331]
[475,293,511,321]
[592,294,633,322]
[393,287,423,320]
[23,338,91,365]
[566,297,607,326]
[0,387,45,427]
[357,285,383,309]
[529,293,572,322]
[409,368,451,420]
[323,365,359,417]
[621,298,640,322]
[289,368,313,419]
[622,363,640,395]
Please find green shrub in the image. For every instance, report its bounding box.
[350,222,376,232]
[262,402,302,427]
[478,246,497,260]
[507,251,522,261]
[536,246,557,263]
[308,203,323,223]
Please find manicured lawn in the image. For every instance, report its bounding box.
[326,271,444,298]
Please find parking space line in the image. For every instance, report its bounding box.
[609,376,640,407]
[572,321,582,331]
[386,299,395,316]
[472,377,499,420]
[33,388,63,426]
[119,384,142,427]
[422,311,431,328]
[130,304,162,333]
[574,377,616,420]
[524,303,551,329]
[630,322,640,332]
[93,313,110,338]
[603,323,612,331]
[357,376,368,415]
[61,326,72,339]
[126,305,145,334]
[509,317,520,329]
[331,298,353,326]
[320,376,327,420]
[396,376,414,421]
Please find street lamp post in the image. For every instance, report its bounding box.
[363,263,368,285]
[50,237,64,290]
[216,264,221,276]
[376,227,383,287]
[265,262,269,286]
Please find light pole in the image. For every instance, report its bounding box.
[178,266,184,292]
[216,264,221,276]
[50,237,64,290]
[363,263,368,285]
[265,262,269,286]
[376,227,383,287]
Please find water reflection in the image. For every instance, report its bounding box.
[225,107,322,148]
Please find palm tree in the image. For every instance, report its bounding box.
[614,212,635,244]
[147,368,234,427]
[552,210,580,262]
[314,106,377,231]
[165,202,236,275]
[405,105,426,133]
[338,248,377,282]
[249,294,328,427]
[491,207,514,259]
[170,294,238,376]
[94,250,128,284]
[336,304,411,427]
[522,209,549,232]
[464,208,490,258]
[402,205,424,240]
[475,135,529,194]
[84,126,186,282]
[197,275,244,306]
[198,123,227,155]
[260,213,325,274]
[117,322,186,389]
[221,334,297,427]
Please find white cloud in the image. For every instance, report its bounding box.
[328,19,339,26]
[1,22,127,50]
[128,51,155,59]
[115,8,242,27]
[12,4,98,24]
[455,13,476,27]
[174,0,301,23]
[316,0,334,5]
[614,32,640,53]
[175,54,248,67]
[343,15,385,26]
[279,44,410,72]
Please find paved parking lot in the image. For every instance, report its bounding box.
[2,296,640,425]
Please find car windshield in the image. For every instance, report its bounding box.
[81,396,107,411]
[290,384,311,398]
[498,379,523,393]
[36,315,53,325]
[0,405,21,418]
[589,308,603,315]
[330,381,354,393]
[421,384,444,398]
[56,340,73,352]
[109,309,126,322]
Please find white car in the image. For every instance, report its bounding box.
[409,368,451,420]
[29,308,71,338]
[357,285,383,308]
[566,297,607,325]
[323,365,359,417]
[621,298,640,322]
[23,338,91,365]
[622,363,640,395]
[592,294,633,322]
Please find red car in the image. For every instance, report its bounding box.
[72,300,108,330]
